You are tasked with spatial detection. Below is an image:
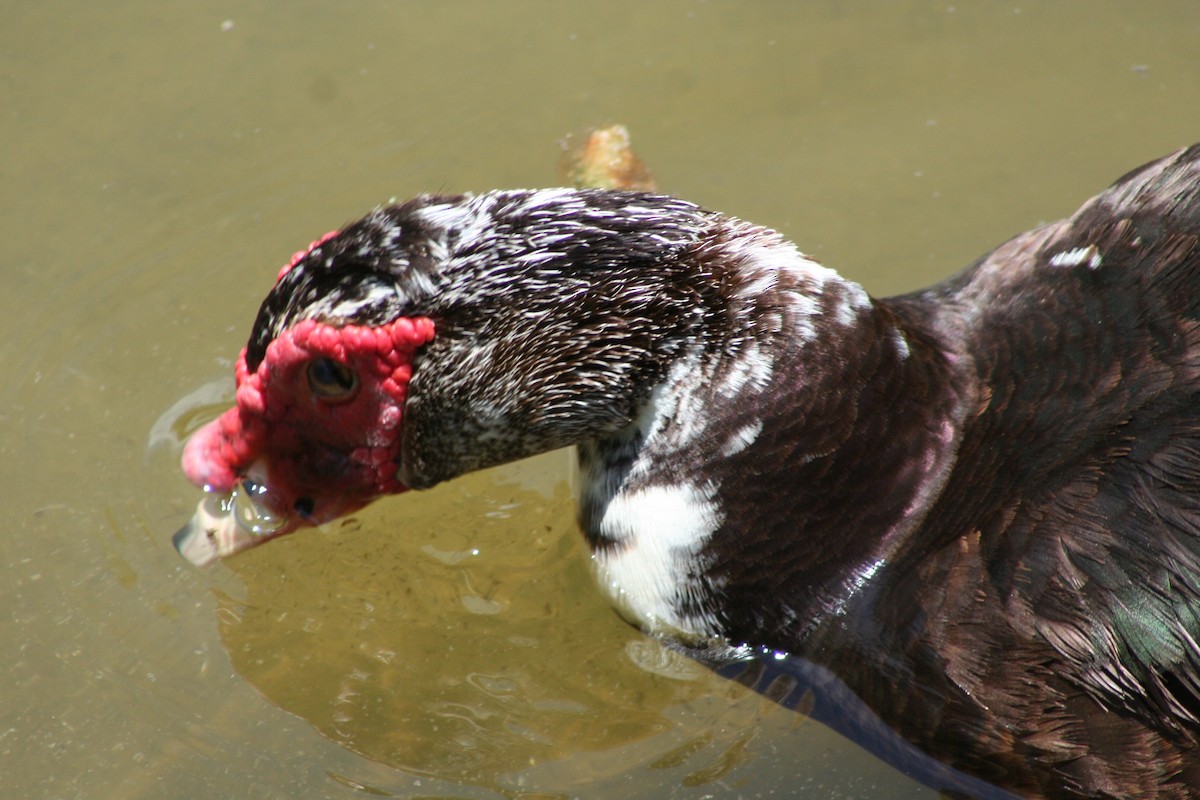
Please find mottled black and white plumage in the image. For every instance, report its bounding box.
[186,146,1200,798]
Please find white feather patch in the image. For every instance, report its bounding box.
[721,420,763,457]
[1048,244,1103,269]
[718,340,774,397]
[721,222,871,343]
[308,281,397,321]
[591,482,723,638]
[832,280,873,326]
[638,349,710,449]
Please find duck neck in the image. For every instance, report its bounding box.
[577,248,973,652]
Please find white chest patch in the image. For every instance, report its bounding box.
[590,482,724,639]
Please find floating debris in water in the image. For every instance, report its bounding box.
[561,124,657,192]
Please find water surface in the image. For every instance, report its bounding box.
[5,2,1200,797]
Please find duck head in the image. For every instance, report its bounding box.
[176,189,727,564]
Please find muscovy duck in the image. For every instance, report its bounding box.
[177,146,1200,798]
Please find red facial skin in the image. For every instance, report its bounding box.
[180,233,436,550]
[181,315,435,540]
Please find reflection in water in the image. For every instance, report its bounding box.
[213,459,807,792]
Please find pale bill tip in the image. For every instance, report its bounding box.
[173,485,284,567]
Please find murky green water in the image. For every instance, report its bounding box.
[5,2,1200,797]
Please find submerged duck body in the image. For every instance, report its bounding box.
[179,147,1200,797]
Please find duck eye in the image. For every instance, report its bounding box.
[307,357,358,402]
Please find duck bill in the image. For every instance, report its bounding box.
[173,487,300,567]
[174,458,305,567]
[174,453,382,566]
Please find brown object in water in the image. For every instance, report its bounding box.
[562,124,657,192]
